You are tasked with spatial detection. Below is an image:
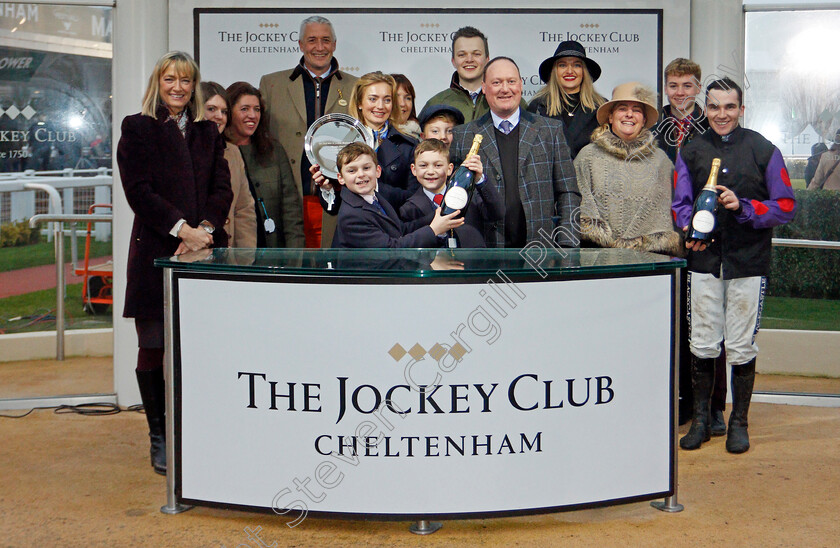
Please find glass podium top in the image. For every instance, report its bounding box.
[155,248,685,279]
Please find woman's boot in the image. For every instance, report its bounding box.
[136,368,166,474]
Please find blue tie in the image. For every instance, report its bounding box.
[371,197,387,216]
[499,120,513,135]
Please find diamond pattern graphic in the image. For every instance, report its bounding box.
[0,107,5,118]
[388,341,469,363]
[449,343,467,360]
[428,343,447,361]
[5,105,20,119]
[408,343,426,360]
[388,343,407,361]
[21,105,36,120]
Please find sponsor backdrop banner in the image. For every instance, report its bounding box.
[196,9,661,109]
[176,273,672,515]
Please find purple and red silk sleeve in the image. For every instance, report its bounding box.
[732,148,797,229]
[671,152,695,230]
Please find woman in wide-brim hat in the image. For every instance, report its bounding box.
[527,40,606,159]
[573,82,683,255]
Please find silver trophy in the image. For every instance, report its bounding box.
[304,113,375,179]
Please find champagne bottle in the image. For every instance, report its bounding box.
[441,134,483,217]
[687,158,722,243]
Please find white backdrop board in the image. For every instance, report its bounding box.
[172,271,674,518]
[194,9,663,109]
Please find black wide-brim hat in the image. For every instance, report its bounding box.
[538,40,602,84]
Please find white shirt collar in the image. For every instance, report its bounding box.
[490,108,521,131]
[306,67,332,80]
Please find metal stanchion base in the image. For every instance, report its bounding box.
[409,520,443,535]
[651,499,684,513]
[160,503,193,515]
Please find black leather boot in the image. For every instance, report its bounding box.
[710,351,728,436]
[680,357,714,450]
[710,408,727,436]
[136,369,167,475]
[726,358,756,454]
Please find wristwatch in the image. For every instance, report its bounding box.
[199,220,215,234]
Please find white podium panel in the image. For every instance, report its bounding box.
[172,271,674,519]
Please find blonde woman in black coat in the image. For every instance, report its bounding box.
[116,51,232,475]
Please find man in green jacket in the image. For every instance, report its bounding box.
[423,26,527,124]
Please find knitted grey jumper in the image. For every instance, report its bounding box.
[574,127,683,256]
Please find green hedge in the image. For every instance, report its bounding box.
[769,189,840,299]
[0,220,44,248]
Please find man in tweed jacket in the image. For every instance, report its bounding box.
[450,56,580,248]
[259,16,357,247]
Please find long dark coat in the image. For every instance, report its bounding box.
[117,106,232,319]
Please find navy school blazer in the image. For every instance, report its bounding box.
[332,187,439,248]
[398,188,491,248]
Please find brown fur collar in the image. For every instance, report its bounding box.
[591,126,658,160]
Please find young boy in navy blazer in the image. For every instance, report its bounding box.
[400,138,503,248]
[331,142,463,248]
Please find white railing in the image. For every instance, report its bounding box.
[772,238,840,249]
[1,168,113,265]
[0,168,113,239]
[2,170,115,361]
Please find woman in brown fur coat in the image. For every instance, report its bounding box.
[574,82,682,256]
